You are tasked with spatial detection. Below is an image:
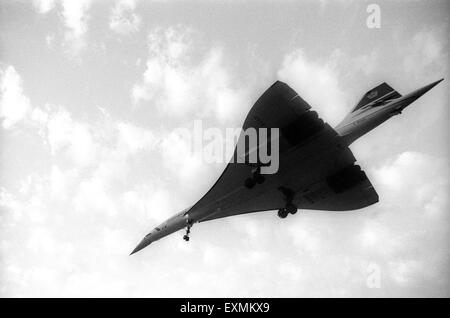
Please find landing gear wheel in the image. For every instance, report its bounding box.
[183,223,192,242]
[244,177,256,189]
[277,208,288,219]
[286,203,298,215]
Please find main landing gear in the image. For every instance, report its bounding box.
[277,203,297,218]
[277,186,298,218]
[244,167,265,189]
[183,221,193,242]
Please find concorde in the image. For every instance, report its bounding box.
[130,78,443,255]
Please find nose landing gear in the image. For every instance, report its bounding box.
[183,221,193,241]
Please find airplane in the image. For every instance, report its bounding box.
[130,78,444,255]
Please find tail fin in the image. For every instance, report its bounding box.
[352,82,402,112]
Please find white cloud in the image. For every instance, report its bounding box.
[372,151,448,214]
[389,260,422,285]
[352,51,379,76]
[45,34,55,47]
[287,223,321,255]
[367,151,449,287]
[32,0,56,14]
[2,4,449,297]
[46,107,98,167]
[61,0,92,38]
[49,165,78,201]
[0,66,31,129]
[60,0,93,56]
[132,26,249,123]
[74,175,118,218]
[159,127,216,187]
[277,49,349,126]
[0,63,159,177]
[109,0,142,35]
[403,29,447,80]
[30,0,93,56]
[116,121,157,155]
[202,243,227,266]
[1,146,448,296]
[0,101,167,296]
[33,104,157,169]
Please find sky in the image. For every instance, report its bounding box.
[0,0,449,297]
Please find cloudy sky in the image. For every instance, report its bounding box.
[0,0,449,297]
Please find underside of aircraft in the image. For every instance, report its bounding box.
[131,78,443,255]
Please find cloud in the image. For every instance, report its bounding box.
[60,0,92,38]
[132,26,249,123]
[277,49,349,126]
[388,260,423,286]
[32,0,56,14]
[0,63,193,227]
[159,128,204,179]
[0,100,166,296]
[0,66,31,129]
[365,151,449,289]
[60,0,93,56]
[30,0,93,56]
[1,4,449,296]
[116,121,157,155]
[109,0,142,35]
[1,147,448,296]
[372,151,448,216]
[352,51,379,76]
[402,28,448,80]
[41,106,100,167]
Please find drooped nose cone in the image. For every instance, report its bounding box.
[130,208,191,255]
[130,236,151,255]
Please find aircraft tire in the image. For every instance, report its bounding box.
[286,203,297,214]
[278,208,288,218]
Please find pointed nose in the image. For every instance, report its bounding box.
[130,236,151,255]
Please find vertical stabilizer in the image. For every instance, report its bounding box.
[352,82,402,113]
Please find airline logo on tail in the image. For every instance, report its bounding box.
[352,82,402,112]
[367,90,378,99]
